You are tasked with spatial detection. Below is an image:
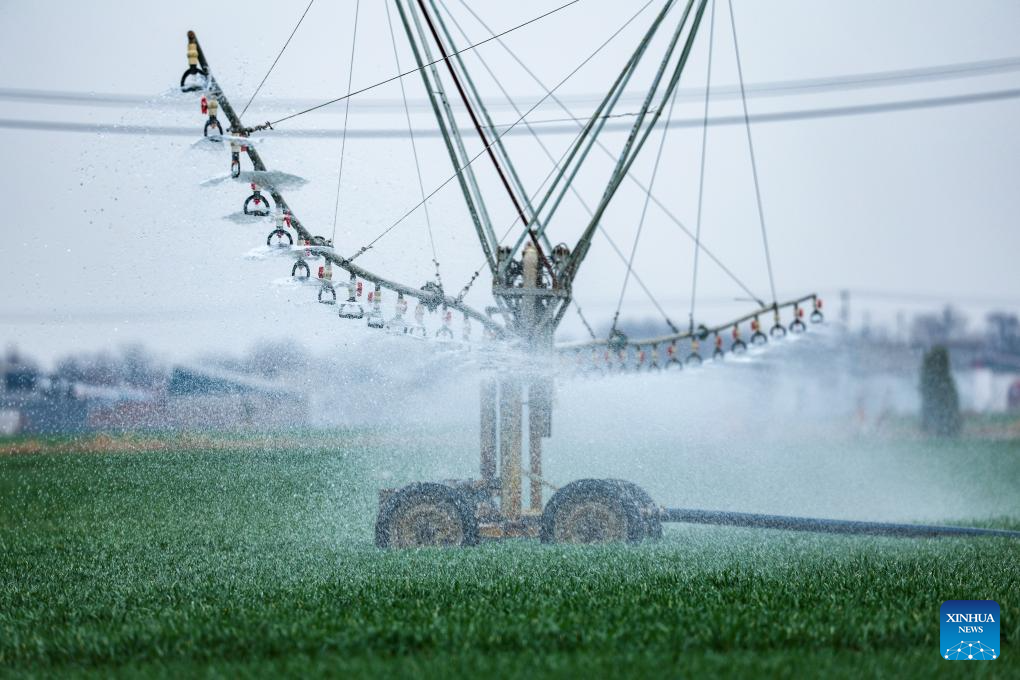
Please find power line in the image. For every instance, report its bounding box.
[266,0,583,127]
[5,55,1019,110]
[5,87,1019,139]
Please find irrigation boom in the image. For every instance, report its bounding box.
[173,0,1016,546]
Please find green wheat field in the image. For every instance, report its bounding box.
[1,433,1018,678]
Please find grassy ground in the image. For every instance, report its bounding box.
[1,437,1018,678]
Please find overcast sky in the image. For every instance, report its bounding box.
[2,0,1019,365]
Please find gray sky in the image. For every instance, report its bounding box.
[2,0,1019,365]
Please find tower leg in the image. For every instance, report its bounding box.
[499,377,523,521]
[529,408,543,510]
[480,378,497,483]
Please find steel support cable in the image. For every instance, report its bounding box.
[453,93,626,304]
[574,301,598,340]
[523,0,671,256]
[342,0,654,265]
[433,0,599,337]
[264,0,583,128]
[436,0,676,334]
[454,137,597,303]
[429,0,542,228]
[427,0,553,264]
[420,0,556,286]
[727,0,776,304]
[331,0,361,243]
[609,67,685,337]
[385,1,443,288]
[565,0,709,276]
[415,0,528,230]
[240,0,316,118]
[690,0,717,327]
[398,0,501,275]
[454,0,763,306]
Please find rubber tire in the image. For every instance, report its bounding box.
[375,482,479,549]
[607,479,662,540]
[267,229,293,246]
[540,478,644,545]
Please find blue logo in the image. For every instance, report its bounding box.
[941,600,999,660]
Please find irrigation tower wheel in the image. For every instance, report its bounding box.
[608,479,663,540]
[540,479,647,545]
[375,483,479,549]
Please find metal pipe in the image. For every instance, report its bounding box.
[556,294,816,349]
[186,30,504,336]
[660,507,1020,539]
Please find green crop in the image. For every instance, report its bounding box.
[1,438,1017,678]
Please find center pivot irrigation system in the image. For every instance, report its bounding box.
[175,0,1019,547]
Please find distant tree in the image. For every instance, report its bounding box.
[911,306,968,346]
[920,345,961,437]
[986,312,1020,352]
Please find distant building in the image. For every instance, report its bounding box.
[1,356,308,434]
[0,350,86,434]
[162,364,307,430]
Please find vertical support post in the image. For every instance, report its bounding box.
[521,243,539,347]
[499,377,523,521]
[528,390,543,511]
[480,378,497,483]
[528,378,553,511]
